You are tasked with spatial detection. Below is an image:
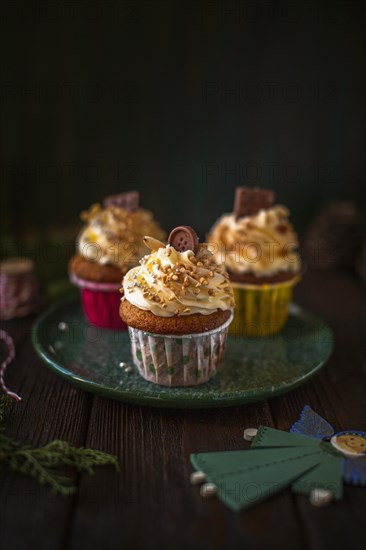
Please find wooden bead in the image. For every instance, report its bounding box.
[309,488,333,507]
[243,428,258,441]
[190,471,206,485]
[200,483,217,498]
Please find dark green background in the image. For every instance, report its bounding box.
[1,0,365,243]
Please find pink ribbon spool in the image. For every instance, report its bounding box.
[0,258,41,321]
[0,329,21,401]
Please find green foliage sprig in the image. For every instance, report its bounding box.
[0,395,120,495]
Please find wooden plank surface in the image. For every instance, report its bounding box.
[1,269,365,550]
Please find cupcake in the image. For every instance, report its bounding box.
[120,226,234,386]
[207,187,301,337]
[69,191,165,329]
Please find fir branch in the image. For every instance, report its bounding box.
[28,440,121,474]
[0,395,120,495]
[1,437,120,495]
[5,447,76,496]
[0,433,20,456]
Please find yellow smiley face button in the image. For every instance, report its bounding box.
[331,431,366,457]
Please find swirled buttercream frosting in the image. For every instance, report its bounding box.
[207,205,301,277]
[122,237,235,317]
[77,204,165,273]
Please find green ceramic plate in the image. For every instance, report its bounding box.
[32,295,333,409]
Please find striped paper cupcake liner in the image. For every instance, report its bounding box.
[128,313,233,387]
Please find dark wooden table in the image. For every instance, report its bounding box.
[1,269,365,550]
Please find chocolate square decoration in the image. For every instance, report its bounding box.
[234,187,275,218]
[103,191,140,211]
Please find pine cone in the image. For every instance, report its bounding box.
[303,201,364,270]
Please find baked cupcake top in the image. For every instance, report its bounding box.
[122,227,235,317]
[77,191,165,274]
[207,187,301,278]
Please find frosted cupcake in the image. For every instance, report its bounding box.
[207,187,301,336]
[69,191,165,329]
[120,226,234,386]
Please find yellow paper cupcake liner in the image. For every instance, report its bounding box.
[230,276,301,337]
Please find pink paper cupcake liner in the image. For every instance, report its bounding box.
[70,273,127,330]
